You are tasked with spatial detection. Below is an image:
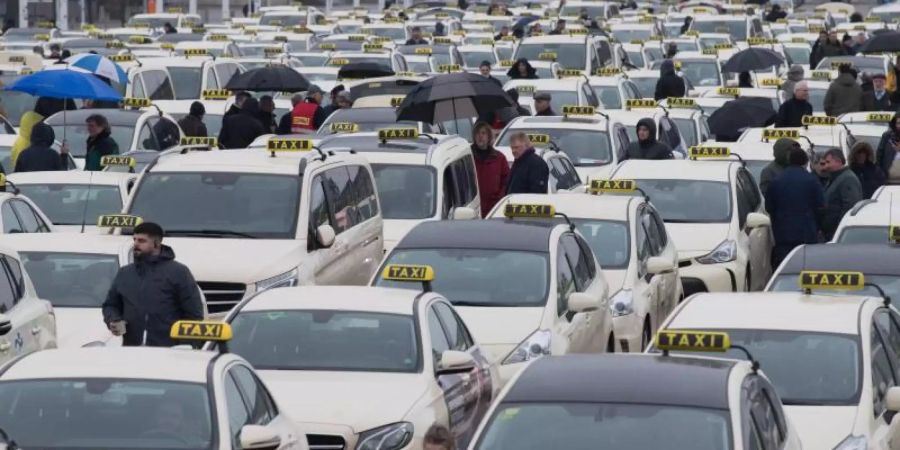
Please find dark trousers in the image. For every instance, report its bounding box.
[772,243,800,270]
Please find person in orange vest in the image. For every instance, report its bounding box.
[290,85,327,132]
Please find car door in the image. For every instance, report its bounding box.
[872,310,900,450]
[9,199,50,233]
[309,166,357,285]
[636,205,666,330]
[0,252,39,363]
[737,169,772,290]
[426,305,471,445]
[346,164,383,283]
[226,364,301,449]
[558,234,603,353]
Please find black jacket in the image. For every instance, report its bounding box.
[276,111,293,135]
[862,91,894,112]
[507,58,539,79]
[84,130,120,171]
[405,38,428,45]
[876,128,900,177]
[507,148,549,194]
[14,122,66,172]
[654,60,686,101]
[622,118,674,160]
[535,107,556,116]
[257,111,277,134]
[851,161,885,199]
[102,245,204,347]
[775,97,813,128]
[177,114,208,137]
[765,166,825,245]
[224,104,241,118]
[218,103,267,149]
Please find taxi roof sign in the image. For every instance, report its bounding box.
[415,47,433,54]
[625,99,657,110]
[595,67,621,76]
[527,133,551,145]
[799,271,864,291]
[330,122,360,133]
[655,330,731,352]
[716,87,741,97]
[319,43,337,50]
[378,127,419,140]
[689,145,730,158]
[868,113,894,122]
[667,97,695,108]
[499,59,514,67]
[122,97,151,108]
[762,129,799,140]
[438,64,462,72]
[390,96,405,107]
[538,52,557,61]
[180,136,218,147]
[561,105,594,116]
[890,225,900,244]
[590,179,636,193]
[760,78,782,87]
[801,115,837,126]
[170,320,233,342]
[97,214,143,228]
[381,264,435,282]
[557,69,583,78]
[329,58,350,66]
[267,138,313,151]
[184,48,209,56]
[504,203,555,218]
[108,54,133,62]
[810,70,832,81]
[202,89,231,100]
[100,155,136,168]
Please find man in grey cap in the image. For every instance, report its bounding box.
[290,84,328,132]
[533,92,555,116]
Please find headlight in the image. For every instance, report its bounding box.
[833,435,866,450]
[609,290,634,317]
[696,239,737,264]
[255,268,298,293]
[503,329,551,365]
[355,422,414,450]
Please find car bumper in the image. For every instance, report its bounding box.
[613,313,643,352]
[678,260,742,294]
[301,423,420,450]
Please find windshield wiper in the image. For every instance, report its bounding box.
[781,399,827,406]
[165,229,258,239]
[450,300,519,307]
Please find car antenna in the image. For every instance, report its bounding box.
[79,171,94,234]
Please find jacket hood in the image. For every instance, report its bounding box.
[507,58,536,77]
[136,244,176,265]
[30,122,55,147]
[787,65,804,81]
[889,115,900,133]
[836,72,858,87]
[660,59,676,76]
[851,143,875,163]
[772,138,794,165]
[636,118,657,144]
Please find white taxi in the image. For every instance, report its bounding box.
[0,241,56,366]
[502,79,599,114]
[832,195,899,244]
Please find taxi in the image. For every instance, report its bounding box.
[738,117,851,159]
[667,52,725,94]
[317,108,439,135]
[132,57,245,100]
[326,50,408,73]
[586,70,644,110]
[122,141,384,314]
[624,68,681,99]
[511,34,603,72]
[490,130,583,192]
[469,330,802,450]
[218,265,500,449]
[689,14,758,42]
[0,238,55,365]
[700,86,782,111]
[502,79,600,115]
[608,22,664,44]
[489,188,681,352]
[661,97,714,149]
[840,111,896,169]
[374,203,613,383]
[658,271,900,450]
[173,40,241,58]
[604,101,689,158]
[457,44,500,70]
[159,93,230,137]
[832,194,899,244]
[607,147,773,295]
[0,321,305,450]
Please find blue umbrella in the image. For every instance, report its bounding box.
[3,68,122,102]
[65,53,128,85]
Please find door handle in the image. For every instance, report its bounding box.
[0,342,10,352]
[362,236,380,247]
[31,327,41,336]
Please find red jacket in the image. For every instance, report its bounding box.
[291,101,318,132]
[472,146,510,216]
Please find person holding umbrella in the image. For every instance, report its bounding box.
[824,64,862,117]
[506,132,549,194]
[775,81,813,128]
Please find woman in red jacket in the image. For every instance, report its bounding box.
[471,121,510,216]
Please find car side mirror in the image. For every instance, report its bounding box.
[436,350,476,376]
[746,212,771,229]
[646,256,674,276]
[239,425,281,450]
[0,314,10,336]
[567,292,600,313]
[887,387,900,413]
[316,224,336,248]
[451,206,478,220]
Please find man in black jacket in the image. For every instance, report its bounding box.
[533,92,556,116]
[219,98,266,149]
[862,74,894,111]
[102,222,203,347]
[622,118,674,160]
[177,101,208,137]
[654,59,686,100]
[224,91,252,118]
[507,132,549,194]
[775,81,813,127]
[15,122,66,172]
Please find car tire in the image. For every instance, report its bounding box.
[641,318,652,352]
[607,333,615,353]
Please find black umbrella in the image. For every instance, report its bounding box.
[708,97,776,141]
[338,62,395,80]
[721,47,785,73]
[395,72,515,124]
[857,31,900,54]
[224,66,310,92]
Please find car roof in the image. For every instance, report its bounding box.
[148,148,356,175]
[8,171,131,186]
[670,292,870,334]
[779,244,900,276]
[0,233,131,255]
[504,354,734,409]
[517,35,589,44]
[497,193,636,221]
[237,286,422,315]
[506,115,610,129]
[396,219,559,252]
[840,197,900,225]
[612,159,734,182]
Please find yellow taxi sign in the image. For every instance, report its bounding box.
[381,264,435,282]
[701,48,718,55]
[655,330,731,352]
[415,47,433,55]
[329,58,350,66]
[100,155,136,168]
[527,133,551,145]
[378,127,419,140]
[180,136,219,147]
[630,39,646,45]
[438,64,462,72]
[106,41,125,49]
[762,128,799,140]
[97,214,143,228]
[267,138,313,151]
[557,69,583,78]
[321,121,358,134]
[433,37,452,44]
[831,61,852,70]
[625,99,657,109]
[595,67,622,77]
[170,320,233,342]
[683,30,700,37]
[36,20,55,28]
[667,97,695,108]
[499,59,513,67]
[865,16,883,22]
[538,52,557,61]
[504,203,555,218]
[561,105,594,116]
[890,225,900,243]
[109,54,134,62]
[868,113,894,122]
[19,68,33,75]
[122,97,151,108]
[160,42,175,50]
[501,35,517,42]
[8,56,25,64]
[34,34,50,41]
[747,37,776,45]
[363,43,384,52]
[264,47,284,55]
[717,87,740,97]
[208,33,230,42]
[791,37,807,43]
[128,35,151,44]
[799,271,864,290]
[568,28,588,35]
[202,89,231,100]
[760,78,782,87]
[389,96,405,107]
[590,179,636,193]
[713,43,735,50]
[319,42,337,50]
[184,48,209,56]
[480,38,495,45]
[801,115,837,126]
[689,145,730,158]
[516,85,535,94]
[810,70,832,81]
[191,27,206,34]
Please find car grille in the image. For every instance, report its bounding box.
[307,434,346,450]
[197,281,245,314]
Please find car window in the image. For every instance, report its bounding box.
[428,307,450,366]
[141,70,175,100]
[215,64,241,88]
[154,118,181,150]
[434,302,472,351]
[635,214,650,264]
[3,256,23,301]
[561,234,592,291]
[556,243,576,316]
[132,75,146,99]
[451,158,476,206]
[738,169,761,211]
[230,365,276,426]
[735,175,752,229]
[641,209,663,256]
[1,203,20,234]
[11,200,42,233]
[322,166,357,234]
[308,175,332,248]
[0,256,15,313]
[136,122,159,151]
[348,165,379,221]
[206,67,219,89]
[877,310,900,381]
[224,373,250,449]
[872,324,896,418]
[649,207,668,248]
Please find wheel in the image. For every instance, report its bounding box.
[607,333,615,353]
[640,319,652,352]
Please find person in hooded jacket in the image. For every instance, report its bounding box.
[780,65,804,97]
[177,101,208,137]
[824,65,863,117]
[758,137,797,194]
[11,97,76,168]
[738,71,754,88]
[764,4,787,22]
[875,113,900,179]
[775,81,813,128]
[811,31,847,69]
[219,97,267,149]
[765,148,825,268]
[654,60,686,100]
[102,222,203,347]
[14,122,67,172]
[849,142,885,199]
[507,132,549,194]
[622,118,674,160]
[508,58,538,79]
[471,122,509,215]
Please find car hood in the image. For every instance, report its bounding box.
[383,219,424,254]
[456,306,544,363]
[664,223,730,256]
[259,370,427,432]
[164,238,306,284]
[575,165,614,184]
[53,225,101,234]
[54,307,121,348]
[784,405,857,449]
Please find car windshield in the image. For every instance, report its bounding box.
[680,61,721,87]
[407,60,433,73]
[497,128,612,166]
[462,51,497,68]
[127,17,170,28]
[631,77,657,98]
[48,125,134,157]
[371,165,436,219]
[625,51,645,68]
[376,248,550,307]
[670,329,860,405]
[364,28,406,40]
[590,86,622,109]
[21,252,119,307]
[783,47,810,66]
[770,273,900,302]
[672,118,698,147]
[560,5,606,17]
[0,379,213,449]
[2,30,49,42]
[330,56,391,66]
[744,160,768,184]
[610,29,654,43]
[0,75,38,126]
[629,179,732,222]
[229,310,419,372]
[17,184,122,226]
[573,219,630,268]
[817,57,884,73]
[692,20,747,40]
[475,403,731,450]
[128,172,300,239]
[168,67,203,100]
[835,226,892,244]
[260,15,306,26]
[515,43,586,70]
[515,90,578,113]
[297,55,330,67]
